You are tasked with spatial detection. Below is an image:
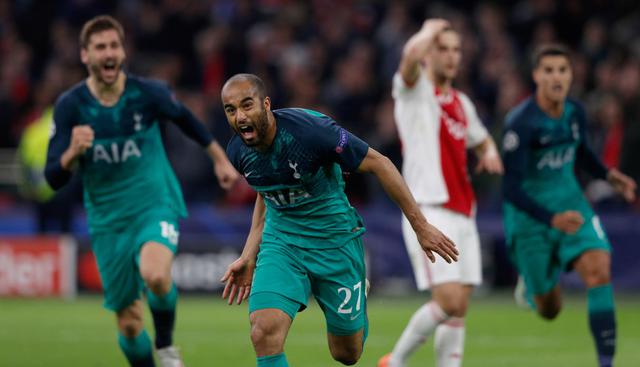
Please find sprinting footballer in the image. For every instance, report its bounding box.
[44,15,238,367]
[219,73,458,367]
[502,44,636,367]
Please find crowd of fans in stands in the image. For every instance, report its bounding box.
[2,0,639,208]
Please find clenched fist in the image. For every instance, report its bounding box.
[70,125,95,156]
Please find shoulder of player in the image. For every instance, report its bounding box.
[454,90,478,111]
[565,98,588,119]
[127,74,173,98]
[504,97,536,130]
[55,80,86,106]
[273,108,334,130]
[225,134,244,163]
[53,81,86,119]
[393,70,431,93]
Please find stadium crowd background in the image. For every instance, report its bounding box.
[1,0,640,215]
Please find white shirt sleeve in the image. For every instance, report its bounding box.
[459,92,488,148]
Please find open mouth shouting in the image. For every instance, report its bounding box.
[101,59,119,80]
[238,124,257,142]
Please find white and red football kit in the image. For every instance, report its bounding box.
[392,70,488,290]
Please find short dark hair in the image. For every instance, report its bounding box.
[532,44,571,69]
[223,73,267,100]
[80,15,125,49]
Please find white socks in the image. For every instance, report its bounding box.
[389,301,448,366]
[389,302,465,367]
[435,317,465,367]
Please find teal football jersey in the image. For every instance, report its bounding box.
[227,108,369,249]
[502,97,608,238]
[46,75,213,233]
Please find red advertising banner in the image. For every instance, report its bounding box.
[0,236,76,298]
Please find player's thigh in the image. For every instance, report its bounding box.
[458,213,482,285]
[249,237,311,320]
[309,238,367,339]
[512,231,561,296]
[560,214,611,272]
[91,230,145,312]
[135,210,180,284]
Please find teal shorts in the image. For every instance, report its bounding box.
[249,235,367,336]
[90,209,180,311]
[511,215,610,296]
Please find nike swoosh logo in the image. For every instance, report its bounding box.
[350,312,361,321]
[244,171,254,178]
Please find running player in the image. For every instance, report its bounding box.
[379,19,503,367]
[219,73,458,367]
[44,15,238,367]
[502,44,636,367]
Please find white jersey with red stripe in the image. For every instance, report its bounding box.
[392,70,488,217]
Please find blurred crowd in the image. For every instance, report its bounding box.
[2,0,640,209]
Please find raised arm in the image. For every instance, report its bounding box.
[357,147,458,263]
[148,79,239,189]
[399,19,449,86]
[221,194,265,305]
[45,95,94,189]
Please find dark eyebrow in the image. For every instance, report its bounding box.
[224,96,254,110]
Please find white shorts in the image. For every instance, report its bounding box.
[402,205,482,290]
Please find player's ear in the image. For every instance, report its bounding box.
[531,68,540,85]
[80,47,89,65]
[263,96,271,111]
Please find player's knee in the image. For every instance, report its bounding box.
[250,319,282,348]
[537,299,561,320]
[583,268,610,288]
[117,313,143,337]
[141,270,171,294]
[439,297,468,317]
[330,346,362,366]
[538,306,560,320]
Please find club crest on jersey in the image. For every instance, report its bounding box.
[288,160,301,179]
[133,112,143,131]
[571,122,579,141]
[93,139,142,164]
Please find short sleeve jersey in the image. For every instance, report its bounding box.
[226,108,370,249]
[46,75,190,233]
[392,71,488,216]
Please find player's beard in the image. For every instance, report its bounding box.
[242,108,270,148]
[90,60,123,86]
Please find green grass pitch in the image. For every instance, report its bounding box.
[1,293,639,366]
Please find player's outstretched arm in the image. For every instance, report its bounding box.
[206,141,239,190]
[221,194,265,305]
[607,168,637,203]
[399,18,449,86]
[357,147,458,263]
